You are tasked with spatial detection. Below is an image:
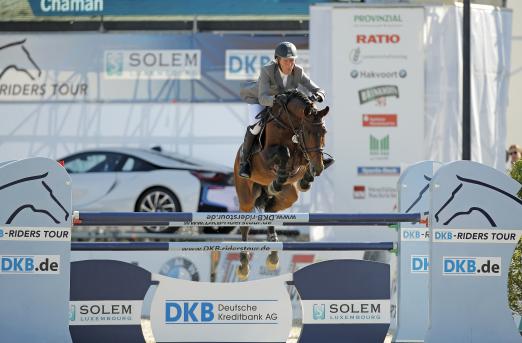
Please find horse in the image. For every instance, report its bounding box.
[233,89,330,280]
[0,39,42,81]
[433,174,522,228]
[0,172,70,225]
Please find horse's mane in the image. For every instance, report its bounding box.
[283,89,313,107]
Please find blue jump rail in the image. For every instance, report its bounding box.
[71,241,396,251]
[72,211,421,227]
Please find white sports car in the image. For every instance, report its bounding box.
[61,147,238,233]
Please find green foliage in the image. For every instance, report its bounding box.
[511,160,522,199]
[509,159,522,315]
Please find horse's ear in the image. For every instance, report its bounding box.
[318,106,329,117]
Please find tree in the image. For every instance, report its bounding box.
[508,160,522,315]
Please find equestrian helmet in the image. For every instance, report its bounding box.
[274,42,298,59]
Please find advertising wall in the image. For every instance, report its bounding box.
[310,6,425,241]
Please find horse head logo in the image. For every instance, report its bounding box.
[433,175,522,228]
[0,39,42,81]
[0,172,69,225]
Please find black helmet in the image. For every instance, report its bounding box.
[274,42,298,59]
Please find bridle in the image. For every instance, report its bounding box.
[268,94,325,164]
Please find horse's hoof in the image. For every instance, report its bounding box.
[267,182,281,196]
[237,264,250,281]
[240,252,250,265]
[297,181,311,192]
[265,254,280,271]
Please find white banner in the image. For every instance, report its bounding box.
[150,274,293,342]
[311,7,425,232]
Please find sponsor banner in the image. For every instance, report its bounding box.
[357,166,400,176]
[168,242,283,252]
[350,69,407,79]
[27,0,326,16]
[302,300,390,324]
[0,255,60,274]
[362,114,397,127]
[329,7,423,214]
[400,228,430,242]
[442,257,501,276]
[433,229,522,244]
[0,34,308,102]
[69,300,142,325]
[410,255,429,273]
[358,85,399,105]
[170,212,309,227]
[104,50,201,80]
[150,274,292,342]
[0,227,70,241]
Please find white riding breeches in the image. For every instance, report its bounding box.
[247,103,265,135]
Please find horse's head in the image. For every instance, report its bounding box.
[281,90,330,177]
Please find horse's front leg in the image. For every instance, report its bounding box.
[297,169,315,192]
[265,225,279,271]
[237,225,250,281]
[265,145,290,196]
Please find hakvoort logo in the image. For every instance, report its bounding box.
[351,69,407,79]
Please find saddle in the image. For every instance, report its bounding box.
[250,107,270,155]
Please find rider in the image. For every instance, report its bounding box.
[238,41,334,179]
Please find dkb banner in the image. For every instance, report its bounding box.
[0,33,308,103]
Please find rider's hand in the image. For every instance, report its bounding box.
[311,92,324,103]
[274,94,288,106]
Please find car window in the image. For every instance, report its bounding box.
[121,156,156,172]
[64,153,124,173]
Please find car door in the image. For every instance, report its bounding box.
[63,152,122,210]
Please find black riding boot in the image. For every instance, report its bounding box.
[323,155,335,170]
[239,129,257,179]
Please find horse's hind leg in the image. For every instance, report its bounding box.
[265,225,279,271]
[237,225,250,281]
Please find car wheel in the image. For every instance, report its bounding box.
[135,187,181,233]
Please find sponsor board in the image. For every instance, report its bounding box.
[356,34,400,44]
[369,134,390,158]
[432,229,522,243]
[104,50,201,80]
[400,228,430,241]
[350,69,407,79]
[150,274,292,342]
[225,49,310,80]
[359,85,399,105]
[410,255,429,273]
[69,300,142,325]
[0,255,60,274]
[357,166,400,176]
[352,185,396,199]
[302,300,390,324]
[0,227,70,241]
[349,47,407,65]
[362,114,397,127]
[353,14,403,26]
[442,257,501,276]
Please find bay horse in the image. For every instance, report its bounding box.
[233,89,330,280]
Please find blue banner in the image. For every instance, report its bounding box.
[0,33,309,102]
[28,0,328,16]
